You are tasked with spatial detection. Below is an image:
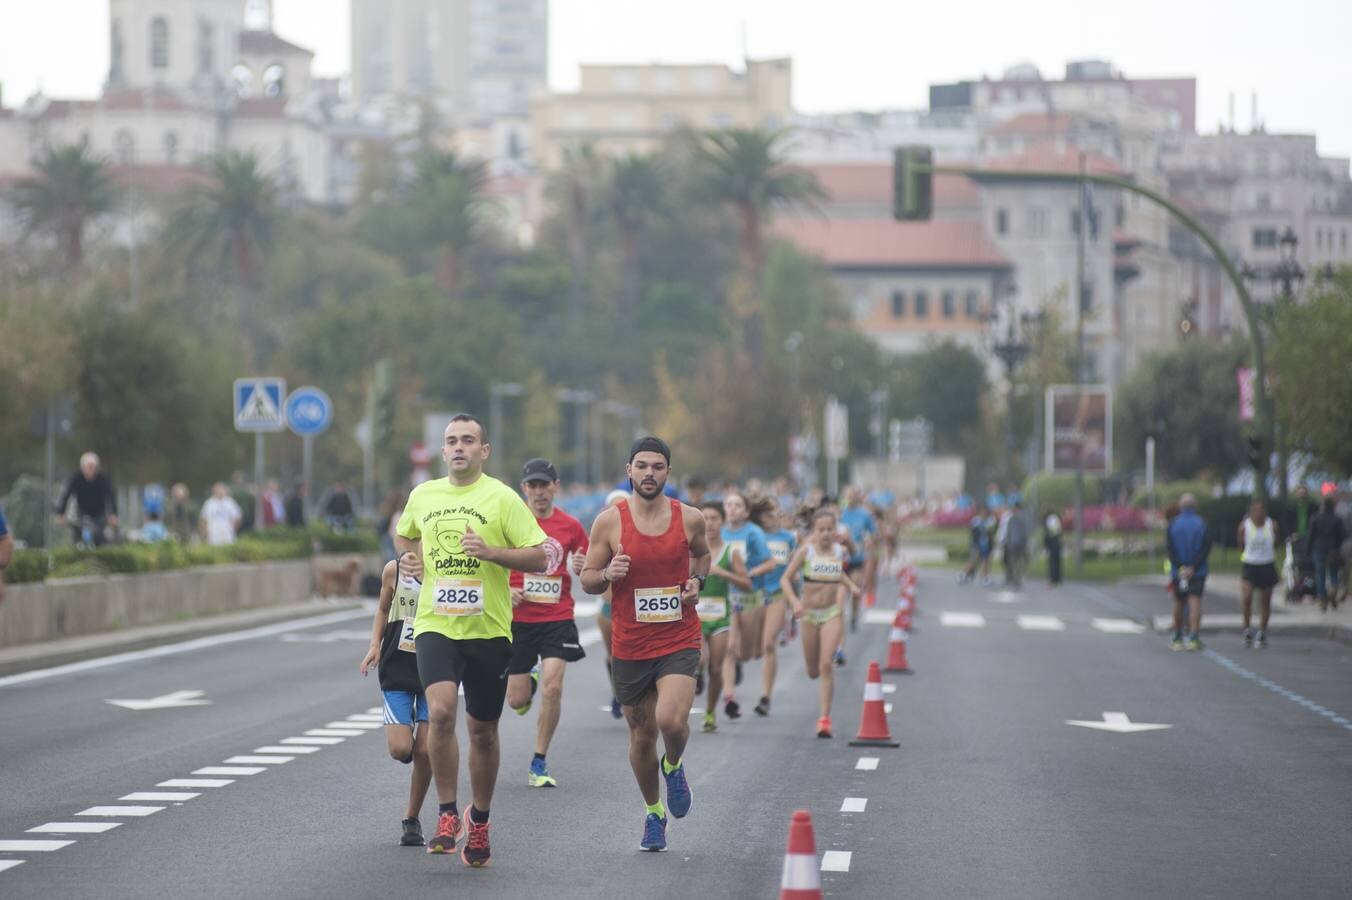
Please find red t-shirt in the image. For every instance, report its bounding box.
[609,499,700,661]
[509,507,589,623]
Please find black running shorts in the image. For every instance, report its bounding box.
[1241,562,1279,590]
[414,632,511,722]
[611,648,700,708]
[508,619,587,674]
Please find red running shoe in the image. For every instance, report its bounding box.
[461,817,491,867]
[816,716,833,739]
[426,810,462,854]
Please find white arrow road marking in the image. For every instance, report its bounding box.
[940,612,986,628]
[0,861,25,873]
[120,792,198,802]
[28,822,121,834]
[821,850,853,872]
[1017,615,1066,631]
[0,840,73,852]
[105,690,210,710]
[1092,618,1147,634]
[840,797,867,812]
[76,806,163,817]
[1065,711,1172,734]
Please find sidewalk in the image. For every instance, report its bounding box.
[1119,573,1352,639]
[0,597,367,677]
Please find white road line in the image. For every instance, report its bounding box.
[0,840,73,852]
[855,757,880,771]
[28,822,122,834]
[1017,615,1066,631]
[192,766,265,776]
[158,778,232,788]
[940,612,986,628]
[365,706,382,715]
[863,609,898,625]
[0,860,25,872]
[991,592,1022,604]
[305,729,364,737]
[255,745,319,754]
[346,714,385,722]
[1092,618,1147,634]
[840,797,867,813]
[120,792,198,802]
[76,806,163,817]
[881,683,897,694]
[821,850,853,872]
[223,755,294,765]
[884,703,894,715]
[280,737,345,746]
[324,721,382,730]
[0,607,371,689]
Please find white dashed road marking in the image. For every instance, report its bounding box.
[1092,618,1147,634]
[324,721,383,730]
[1017,615,1066,631]
[840,797,867,813]
[0,840,75,851]
[224,756,294,765]
[992,592,1021,604]
[305,729,363,737]
[120,792,198,802]
[863,609,898,625]
[940,612,986,628]
[855,757,880,771]
[255,745,319,754]
[76,806,163,817]
[158,778,232,788]
[28,822,122,834]
[280,737,344,746]
[881,683,897,694]
[192,766,265,776]
[821,850,853,872]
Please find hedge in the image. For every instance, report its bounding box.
[8,526,378,583]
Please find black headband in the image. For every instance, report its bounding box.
[629,436,671,464]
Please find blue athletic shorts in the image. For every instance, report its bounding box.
[381,690,428,726]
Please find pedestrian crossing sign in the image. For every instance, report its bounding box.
[234,378,287,432]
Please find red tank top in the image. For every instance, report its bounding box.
[610,498,699,661]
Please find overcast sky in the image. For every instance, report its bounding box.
[2,0,1349,160]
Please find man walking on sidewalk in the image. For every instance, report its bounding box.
[1238,499,1280,648]
[1166,494,1211,651]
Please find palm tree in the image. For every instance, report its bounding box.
[545,143,605,328]
[605,152,666,324]
[692,127,823,360]
[169,151,279,365]
[401,150,489,295]
[10,140,117,272]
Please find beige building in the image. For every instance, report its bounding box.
[530,58,792,168]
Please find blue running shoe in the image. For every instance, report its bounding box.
[661,756,692,819]
[528,756,557,788]
[639,812,667,852]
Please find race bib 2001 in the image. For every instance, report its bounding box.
[523,574,563,604]
[634,586,683,624]
[433,577,485,616]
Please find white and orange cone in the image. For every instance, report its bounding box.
[849,661,900,747]
[779,810,822,900]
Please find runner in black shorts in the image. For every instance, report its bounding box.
[396,414,552,867]
[505,458,590,788]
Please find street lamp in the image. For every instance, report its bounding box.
[986,305,1045,482]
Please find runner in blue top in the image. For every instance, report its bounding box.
[751,496,797,717]
[838,487,878,633]
[718,491,775,720]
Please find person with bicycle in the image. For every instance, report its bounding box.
[55,452,118,546]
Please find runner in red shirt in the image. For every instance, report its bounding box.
[505,458,589,789]
[580,436,710,853]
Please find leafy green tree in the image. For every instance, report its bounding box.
[1272,269,1352,474]
[605,152,667,323]
[544,143,605,328]
[10,141,117,271]
[1117,339,1249,480]
[168,151,280,366]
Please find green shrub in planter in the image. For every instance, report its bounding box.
[6,549,50,584]
[316,531,379,553]
[1130,480,1214,509]
[1020,473,1104,512]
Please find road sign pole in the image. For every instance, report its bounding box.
[254,432,265,529]
[303,434,315,522]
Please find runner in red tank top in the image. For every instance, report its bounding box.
[581,436,710,853]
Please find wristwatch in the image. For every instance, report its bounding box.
[693,574,707,590]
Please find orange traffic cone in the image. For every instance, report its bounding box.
[779,810,822,900]
[849,661,900,747]
[884,618,912,674]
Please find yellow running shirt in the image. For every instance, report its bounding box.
[396,474,547,642]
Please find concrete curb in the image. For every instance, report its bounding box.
[0,597,368,678]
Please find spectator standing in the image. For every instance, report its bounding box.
[259,479,286,529]
[324,480,356,531]
[1043,510,1064,587]
[1166,494,1211,651]
[1309,498,1346,611]
[0,504,13,606]
[55,452,118,545]
[1002,501,1031,589]
[140,512,168,543]
[167,483,195,543]
[284,480,307,528]
[200,482,243,546]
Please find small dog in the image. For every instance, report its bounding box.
[313,556,362,598]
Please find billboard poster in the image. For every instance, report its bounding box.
[1044,385,1113,474]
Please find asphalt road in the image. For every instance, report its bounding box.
[1,571,1349,899]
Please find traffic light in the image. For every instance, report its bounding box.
[893,145,933,221]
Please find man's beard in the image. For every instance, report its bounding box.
[633,479,663,499]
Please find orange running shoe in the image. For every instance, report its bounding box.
[816,716,833,739]
[426,810,462,854]
[461,817,491,867]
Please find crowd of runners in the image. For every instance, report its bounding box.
[358,415,891,861]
